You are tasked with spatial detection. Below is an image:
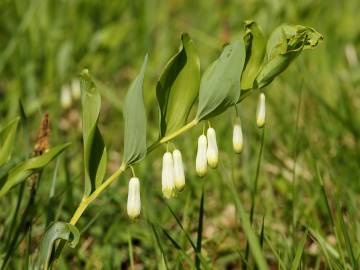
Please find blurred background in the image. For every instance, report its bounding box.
[0,0,359,269]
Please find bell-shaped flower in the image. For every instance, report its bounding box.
[233,122,243,154]
[127,177,141,219]
[162,152,175,199]
[173,149,185,191]
[206,127,218,168]
[71,79,81,100]
[256,93,266,128]
[196,134,207,177]
[60,85,72,109]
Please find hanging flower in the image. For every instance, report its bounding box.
[256,93,266,128]
[162,152,175,198]
[196,134,207,177]
[127,177,141,219]
[173,149,185,191]
[60,85,72,109]
[71,79,81,101]
[206,127,218,168]
[233,121,243,154]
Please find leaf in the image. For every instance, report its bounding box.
[122,55,148,166]
[241,21,266,91]
[156,33,200,137]
[35,222,79,270]
[256,24,323,88]
[0,117,20,166]
[196,39,246,120]
[0,143,70,198]
[81,70,108,196]
[290,230,308,270]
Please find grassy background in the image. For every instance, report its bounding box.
[1,0,360,269]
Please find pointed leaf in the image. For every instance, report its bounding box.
[256,24,323,88]
[196,39,246,120]
[0,117,20,166]
[0,143,70,198]
[156,33,200,137]
[241,21,266,91]
[81,70,108,196]
[35,222,79,270]
[123,55,148,165]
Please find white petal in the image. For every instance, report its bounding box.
[61,85,72,109]
[196,135,207,177]
[71,79,81,100]
[162,152,175,198]
[256,93,266,128]
[173,149,185,191]
[206,127,218,168]
[127,177,141,219]
[233,123,243,153]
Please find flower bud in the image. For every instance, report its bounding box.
[233,123,243,153]
[60,85,72,109]
[162,152,175,199]
[196,134,207,177]
[206,127,218,168]
[256,93,266,128]
[127,177,141,219]
[173,149,185,191]
[71,79,81,101]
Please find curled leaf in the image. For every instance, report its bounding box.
[81,70,107,196]
[196,39,246,120]
[123,55,148,166]
[256,24,323,88]
[156,33,200,137]
[241,20,266,91]
[36,222,79,270]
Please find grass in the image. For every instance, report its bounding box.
[1,0,360,269]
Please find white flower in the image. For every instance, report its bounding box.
[60,85,72,109]
[71,79,81,101]
[162,152,175,199]
[206,127,218,168]
[127,177,141,219]
[233,122,243,154]
[196,134,207,177]
[256,93,266,128]
[173,149,185,191]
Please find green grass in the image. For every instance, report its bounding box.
[1,0,360,269]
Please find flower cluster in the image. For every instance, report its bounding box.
[126,92,266,218]
[60,79,81,109]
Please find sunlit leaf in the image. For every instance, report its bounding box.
[241,20,266,91]
[122,55,148,166]
[256,24,323,88]
[156,33,200,137]
[0,117,20,166]
[81,70,108,196]
[35,222,79,270]
[196,39,246,120]
[0,143,70,198]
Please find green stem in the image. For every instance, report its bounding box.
[69,164,126,225]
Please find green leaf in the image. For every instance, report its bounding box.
[35,222,79,270]
[122,55,148,166]
[0,143,70,198]
[0,117,20,166]
[256,24,323,88]
[241,21,266,91]
[196,39,246,120]
[290,230,308,270]
[156,33,200,137]
[81,70,108,196]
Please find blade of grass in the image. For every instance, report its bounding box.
[195,185,205,270]
[245,127,265,268]
[150,222,169,270]
[290,230,308,270]
[128,232,135,270]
